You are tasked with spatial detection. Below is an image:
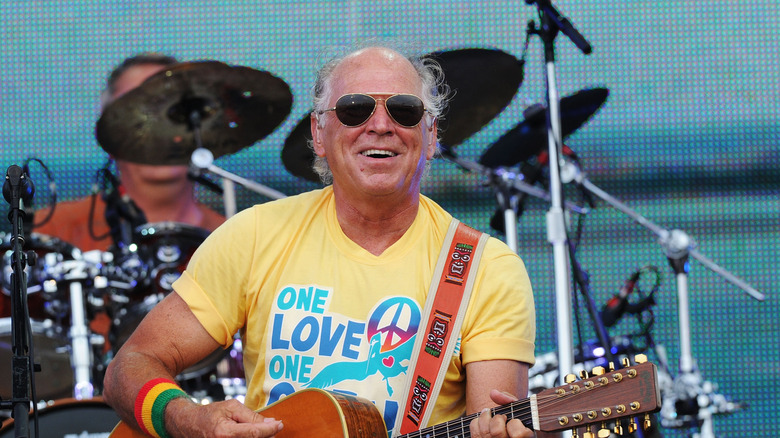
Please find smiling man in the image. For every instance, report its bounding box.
[103,45,536,438]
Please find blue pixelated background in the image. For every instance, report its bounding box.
[1,1,778,436]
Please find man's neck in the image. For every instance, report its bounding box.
[122,178,204,226]
[332,187,420,256]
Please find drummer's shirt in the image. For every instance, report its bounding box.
[174,186,535,433]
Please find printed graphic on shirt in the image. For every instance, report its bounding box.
[264,284,421,433]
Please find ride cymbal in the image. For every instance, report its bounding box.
[280,48,525,182]
[479,87,609,168]
[96,60,293,165]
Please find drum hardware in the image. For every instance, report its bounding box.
[439,148,588,253]
[190,148,287,218]
[55,256,107,400]
[94,59,294,219]
[556,151,763,437]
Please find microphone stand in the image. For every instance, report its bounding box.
[562,158,765,437]
[524,0,593,385]
[2,164,36,438]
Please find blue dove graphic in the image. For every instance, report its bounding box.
[303,332,416,396]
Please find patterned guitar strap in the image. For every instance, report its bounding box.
[393,218,489,436]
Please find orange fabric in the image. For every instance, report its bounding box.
[32,195,225,252]
[33,196,113,252]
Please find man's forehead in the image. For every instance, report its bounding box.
[330,48,422,94]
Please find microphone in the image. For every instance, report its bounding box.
[102,168,147,249]
[21,163,35,233]
[187,169,223,195]
[3,164,35,206]
[600,270,641,327]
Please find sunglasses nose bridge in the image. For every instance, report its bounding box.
[366,97,395,126]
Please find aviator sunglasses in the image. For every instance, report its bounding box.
[319,93,431,128]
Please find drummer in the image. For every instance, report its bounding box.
[33,53,226,252]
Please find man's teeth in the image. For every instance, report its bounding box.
[362,149,397,158]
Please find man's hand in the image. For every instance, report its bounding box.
[469,389,534,438]
[166,398,284,438]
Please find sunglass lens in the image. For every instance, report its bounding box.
[386,95,425,127]
[335,94,376,126]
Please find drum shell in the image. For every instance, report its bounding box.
[109,222,225,380]
[0,397,120,437]
[1,232,81,322]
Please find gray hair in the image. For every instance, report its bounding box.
[100,52,178,108]
[309,43,450,184]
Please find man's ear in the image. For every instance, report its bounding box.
[425,117,438,160]
[310,113,325,157]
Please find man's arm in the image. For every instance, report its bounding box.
[466,359,534,438]
[102,292,283,437]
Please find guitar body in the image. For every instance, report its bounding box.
[109,388,387,437]
[260,389,387,437]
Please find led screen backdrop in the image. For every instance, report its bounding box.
[1,1,778,436]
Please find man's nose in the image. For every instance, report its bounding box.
[365,100,394,133]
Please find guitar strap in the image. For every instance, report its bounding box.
[393,218,489,436]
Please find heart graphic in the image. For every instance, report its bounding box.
[382,356,395,368]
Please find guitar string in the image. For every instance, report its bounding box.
[401,379,621,437]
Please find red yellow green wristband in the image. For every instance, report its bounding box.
[134,378,188,438]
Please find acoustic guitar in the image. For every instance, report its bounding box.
[110,356,661,437]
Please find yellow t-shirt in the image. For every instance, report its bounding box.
[174,187,535,433]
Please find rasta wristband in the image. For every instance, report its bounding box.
[134,378,189,438]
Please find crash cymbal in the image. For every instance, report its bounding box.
[96,60,293,165]
[429,48,524,148]
[281,113,319,183]
[479,87,609,168]
[280,48,524,182]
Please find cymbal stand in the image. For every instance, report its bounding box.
[440,149,588,254]
[523,0,592,385]
[562,158,765,437]
[190,148,287,218]
[57,256,101,400]
[184,110,287,218]
[494,181,521,254]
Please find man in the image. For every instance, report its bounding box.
[33,53,226,252]
[103,45,536,438]
[31,54,227,394]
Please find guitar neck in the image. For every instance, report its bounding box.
[402,359,661,437]
[399,399,532,438]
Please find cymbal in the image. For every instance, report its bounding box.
[281,114,319,182]
[479,87,609,168]
[280,48,525,183]
[429,48,524,148]
[96,61,293,165]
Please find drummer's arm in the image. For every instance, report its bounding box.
[102,291,221,431]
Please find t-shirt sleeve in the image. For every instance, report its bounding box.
[459,237,536,366]
[173,207,258,347]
